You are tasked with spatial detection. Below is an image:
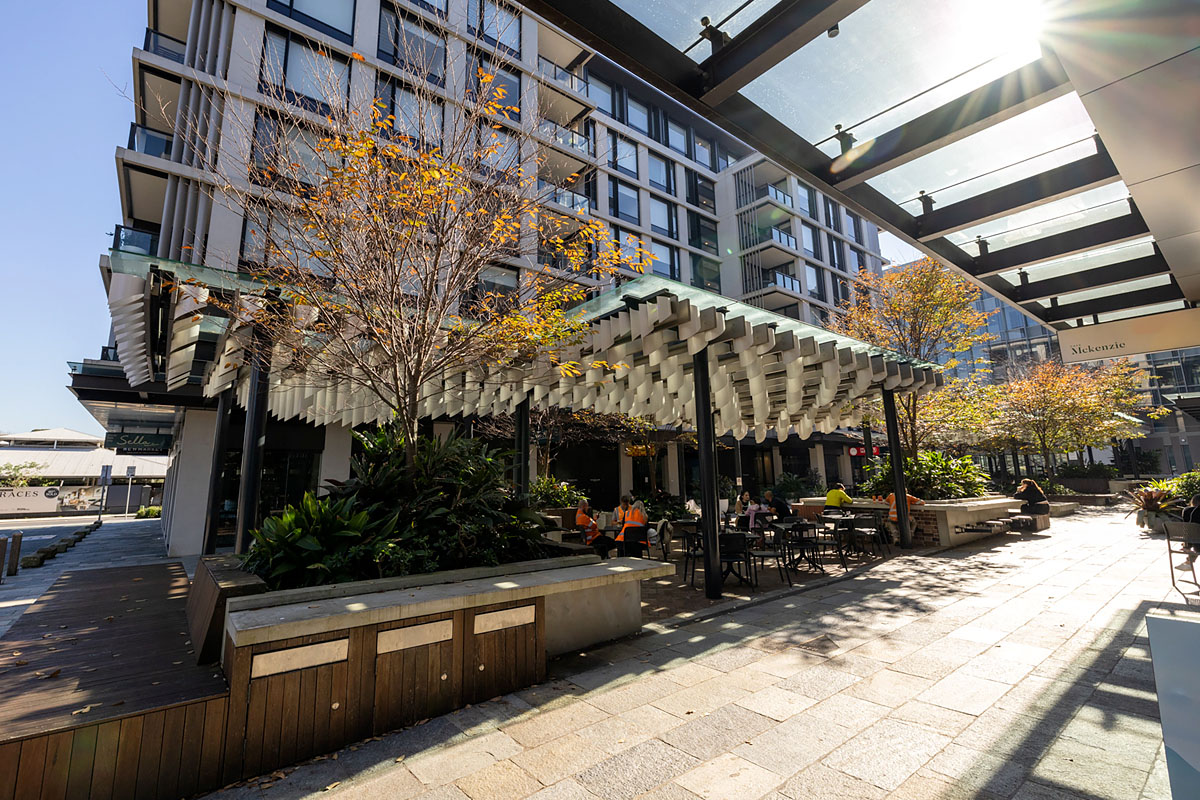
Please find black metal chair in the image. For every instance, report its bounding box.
[681,530,706,587]
[751,524,792,587]
[848,514,887,558]
[718,532,755,587]
[785,519,825,573]
[1164,521,1200,599]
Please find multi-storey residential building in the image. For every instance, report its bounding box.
[70,0,890,554]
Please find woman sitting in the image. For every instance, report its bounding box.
[1014,478,1050,516]
[823,483,854,513]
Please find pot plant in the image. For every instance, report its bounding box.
[1124,480,1181,533]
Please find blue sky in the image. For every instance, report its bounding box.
[0,5,145,435]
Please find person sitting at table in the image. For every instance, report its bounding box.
[734,490,753,514]
[576,499,615,559]
[763,489,790,518]
[1013,478,1050,516]
[614,495,648,557]
[885,491,924,538]
[824,482,854,512]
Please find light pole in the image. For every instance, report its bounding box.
[124,466,136,517]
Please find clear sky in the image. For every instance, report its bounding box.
[0,5,146,435]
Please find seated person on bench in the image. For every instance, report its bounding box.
[576,499,615,558]
[614,495,648,557]
[1013,478,1050,516]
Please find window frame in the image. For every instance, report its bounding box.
[608,178,641,224]
[377,75,444,148]
[378,4,447,86]
[647,151,675,195]
[649,239,679,280]
[649,195,678,239]
[468,0,521,58]
[690,253,721,293]
[260,26,351,117]
[626,96,650,133]
[266,0,356,45]
[667,119,688,155]
[805,262,827,302]
[474,55,521,121]
[608,132,638,177]
[687,210,718,255]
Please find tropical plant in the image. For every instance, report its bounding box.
[0,461,46,487]
[1124,485,1182,532]
[642,491,693,523]
[135,505,162,519]
[772,470,823,500]
[859,452,989,501]
[528,475,585,510]
[1173,470,1200,503]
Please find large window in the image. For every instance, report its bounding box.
[801,223,820,259]
[650,240,679,280]
[847,211,864,243]
[262,28,350,115]
[612,227,642,266]
[267,0,355,43]
[796,182,816,219]
[686,170,716,213]
[240,205,324,274]
[468,0,521,56]
[688,211,718,255]
[589,76,613,116]
[479,124,521,173]
[823,197,842,232]
[378,6,446,85]
[626,96,649,133]
[693,134,713,170]
[463,265,520,316]
[251,114,328,186]
[609,133,638,177]
[834,274,852,305]
[378,78,443,146]
[475,57,520,120]
[648,152,674,194]
[850,246,868,270]
[691,254,721,293]
[805,263,827,302]
[667,119,688,154]
[609,179,640,224]
[826,234,844,271]
[649,196,677,239]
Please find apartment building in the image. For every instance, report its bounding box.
[70,0,890,553]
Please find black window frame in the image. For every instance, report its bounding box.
[691,253,721,293]
[648,151,675,195]
[805,262,827,302]
[589,75,614,116]
[376,74,444,148]
[649,239,679,280]
[823,196,842,232]
[608,178,640,224]
[693,133,714,170]
[260,25,351,117]
[473,54,521,122]
[626,95,650,133]
[649,195,678,239]
[378,4,448,87]
[826,233,845,271]
[667,118,688,155]
[801,223,821,260]
[687,210,718,255]
[608,132,638,177]
[266,0,356,45]
[467,0,522,58]
[686,169,716,213]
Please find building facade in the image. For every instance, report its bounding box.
[71,0,888,554]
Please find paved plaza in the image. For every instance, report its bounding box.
[188,506,1177,800]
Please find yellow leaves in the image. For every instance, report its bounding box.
[350,52,366,61]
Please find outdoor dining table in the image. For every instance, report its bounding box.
[772,520,824,573]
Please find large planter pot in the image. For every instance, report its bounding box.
[1137,510,1169,533]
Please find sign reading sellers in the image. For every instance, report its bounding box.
[1059,308,1200,365]
[104,432,173,454]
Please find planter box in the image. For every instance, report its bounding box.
[1048,493,1119,507]
[1059,477,1112,494]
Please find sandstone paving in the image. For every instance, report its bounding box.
[200,507,1179,799]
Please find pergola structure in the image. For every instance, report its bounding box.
[520,0,1199,330]
[103,253,938,597]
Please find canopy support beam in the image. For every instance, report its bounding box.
[971,206,1148,277]
[693,351,723,599]
[882,389,912,549]
[202,388,232,555]
[1012,252,1170,302]
[235,326,270,555]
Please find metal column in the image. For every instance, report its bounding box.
[235,326,270,555]
[693,351,722,599]
[202,389,232,555]
[882,389,912,549]
[514,396,531,496]
[733,438,743,490]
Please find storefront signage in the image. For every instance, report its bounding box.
[104,432,173,454]
[848,446,880,457]
[1058,308,1200,364]
[0,486,103,516]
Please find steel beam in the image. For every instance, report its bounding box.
[693,351,723,600]
[1039,282,1183,322]
[882,389,911,549]
[698,0,870,105]
[972,207,1148,277]
[827,55,1072,189]
[1012,252,1170,302]
[917,147,1121,241]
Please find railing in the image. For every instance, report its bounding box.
[113,225,159,255]
[537,179,590,214]
[757,184,793,207]
[128,123,173,159]
[537,118,593,156]
[144,28,186,63]
[770,270,802,293]
[537,56,588,95]
[759,227,797,250]
[100,345,119,362]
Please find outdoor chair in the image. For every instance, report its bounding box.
[1164,521,1200,598]
[751,525,792,587]
[718,532,755,587]
[681,530,706,587]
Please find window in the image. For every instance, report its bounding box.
[805,263,827,302]
[378,78,443,145]
[251,114,328,186]
[685,170,716,212]
[463,265,520,316]
[609,179,640,224]
[469,0,521,56]
[589,76,613,115]
[650,240,679,280]
[627,97,649,133]
[687,211,718,254]
[847,211,864,243]
[850,246,868,270]
[667,119,688,154]
[479,124,521,173]
[796,182,816,218]
[378,6,446,84]
[715,147,731,171]
[691,254,721,293]
[693,134,713,170]
[827,234,844,271]
[648,152,674,194]
[267,0,355,43]
[475,57,520,120]
[479,265,518,297]
[801,223,820,259]
[823,197,842,232]
[609,132,638,177]
[612,227,643,267]
[261,28,350,115]
[834,275,852,305]
[240,205,325,274]
[649,196,677,238]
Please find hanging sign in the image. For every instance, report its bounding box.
[849,446,880,457]
[1058,308,1200,364]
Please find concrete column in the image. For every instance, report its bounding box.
[665,442,681,495]
[163,409,219,557]
[812,443,827,486]
[838,448,853,487]
[317,424,353,493]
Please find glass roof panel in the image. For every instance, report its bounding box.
[868,92,1095,207]
[606,0,749,51]
[742,0,1045,144]
[990,238,1156,287]
[1095,301,1188,324]
[1046,274,1173,306]
[948,181,1131,256]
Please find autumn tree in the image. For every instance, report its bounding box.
[158,20,645,461]
[830,258,994,458]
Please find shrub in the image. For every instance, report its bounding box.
[772,470,823,500]
[135,505,162,518]
[642,490,692,523]
[860,452,989,501]
[1057,462,1118,479]
[1172,470,1200,502]
[528,476,585,510]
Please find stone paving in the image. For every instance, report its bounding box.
[200,506,1178,800]
[0,516,171,636]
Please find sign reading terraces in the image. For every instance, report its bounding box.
[1058,307,1200,364]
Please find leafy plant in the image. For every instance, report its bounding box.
[771,470,823,500]
[718,475,737,505]
[1169,470,1200,503]
[528,476,585,510]
[859,452,989,501]
[135,505,161,518]
[642,491,693,523]
[1057,462,1118,479]
[0,461,47,487]
[1124,485,1181,516]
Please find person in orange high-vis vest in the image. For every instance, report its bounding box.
[576,499,615,558]
[614,495,648,557]
[885,491,923,539]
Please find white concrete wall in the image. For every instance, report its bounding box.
[163,409,219,557]
[317,424,354,492]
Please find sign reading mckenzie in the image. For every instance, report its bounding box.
[1058,308,1200,364]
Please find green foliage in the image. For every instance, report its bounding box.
[771,470,823,500]
[718,475,737,505]
[0,461,47,487]
[528,475,585,509]
[1123,485,1181,516]
[1007,479,1071,496]
[1057,462,1118,479]
[135,505,161,518]
[642,490,692,523]
[244,426,549,591]
[860,452,989,501]
[1172,470,1200,502]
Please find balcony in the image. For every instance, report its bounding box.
[756,184,793,208]
[769,270,802,293]
[128,124,173,159]
[143,28,186,64]
[538,179,590,214]
[537,118,593,157]
[758,226,797,250]
[113,225,159,255]
[538,56,588,95]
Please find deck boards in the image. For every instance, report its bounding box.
[0,564,229,744]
